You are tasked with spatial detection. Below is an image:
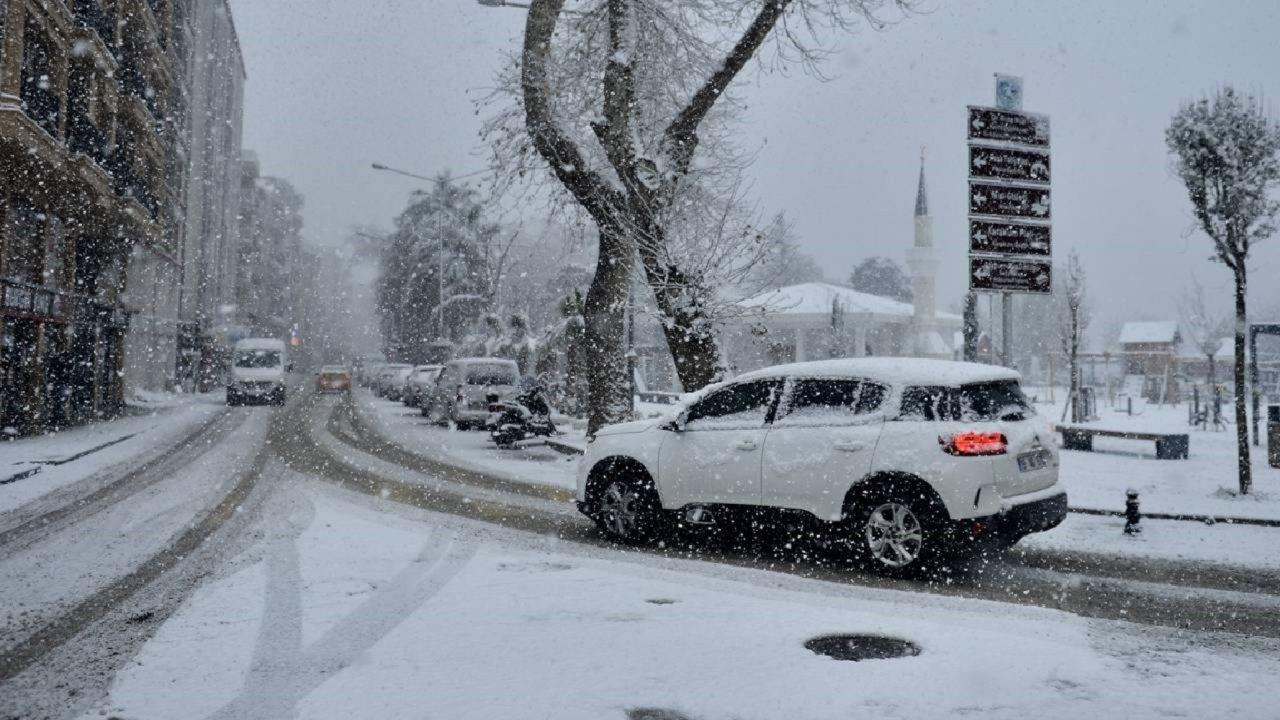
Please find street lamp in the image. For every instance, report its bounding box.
[475,0,586,13]
[372,163,493,346]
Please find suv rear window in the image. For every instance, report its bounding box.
[898,380,1033,422]
[235,350,280,368]
[466,363,517,385]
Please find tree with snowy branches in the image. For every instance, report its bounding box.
[1166,86,1280,495]
[487,0,910,432]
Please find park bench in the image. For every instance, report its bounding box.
[1056,425,1189,460]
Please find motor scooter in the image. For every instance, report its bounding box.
[487,383,557,449]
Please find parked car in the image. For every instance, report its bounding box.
[316,365,351,393]
[574,358,1066,574]
[382,364,415,401]
[424,358,520,430]
[372,363,411,397]
[403,365,443,408]
[227,338,289,406]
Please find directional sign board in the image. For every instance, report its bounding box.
[969,181,1050,220]
[969,219,1051,257]
[969,145,1049,184]
[969,256,1052,295]
[967,106,1050,147]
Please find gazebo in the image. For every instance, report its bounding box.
[721,282,961,376]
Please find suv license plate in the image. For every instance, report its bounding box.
[1017,449,1050,472]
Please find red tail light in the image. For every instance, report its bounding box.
[942,431,1008,456]
[489,403,507,413]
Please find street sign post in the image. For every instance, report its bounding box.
[966,77,1054,367]
[969,256,1052,294]
[968,145,1050,183]
[969,219,1051,257]
[969,181,1051,220]
[967,106,1050,147]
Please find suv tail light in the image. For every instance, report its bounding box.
[941,431,1008,456]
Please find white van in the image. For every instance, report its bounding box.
[227,338,289,406]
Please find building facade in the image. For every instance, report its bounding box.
[179,0,243,387]
[1,0,193,431]
[114,0,194,396]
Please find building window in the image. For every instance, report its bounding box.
[4,200,44,284]
[20,20,60,138]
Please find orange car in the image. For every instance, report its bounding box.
[316,365,352,393]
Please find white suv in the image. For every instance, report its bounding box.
[575,358,1066,573]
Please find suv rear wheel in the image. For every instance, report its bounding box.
[844,484,944,575]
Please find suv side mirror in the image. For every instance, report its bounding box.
[661,411,688,433]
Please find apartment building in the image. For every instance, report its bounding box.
[0,0,192,431]
[179,0,243,388]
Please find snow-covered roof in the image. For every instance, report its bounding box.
[739,282,912,317]
[1119,321,1180,345]
[735,357,1019,386]
[738,282,960,322]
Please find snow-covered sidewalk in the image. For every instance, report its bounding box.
[0,392,224,515]
[1043,397,1280,522]
[355,389,582,492]
[85,479,1280,720]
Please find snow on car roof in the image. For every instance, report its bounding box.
[734,357,1020,386]
[450,357,518,365]
[234,338,285,350]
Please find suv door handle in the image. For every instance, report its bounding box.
[834,440,868,452]
[736,439,758,451]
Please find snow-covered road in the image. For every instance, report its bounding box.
[3,384,1280,719]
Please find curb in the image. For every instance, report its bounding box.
[1068,506,1280,528]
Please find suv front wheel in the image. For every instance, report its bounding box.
[595,476,664,545]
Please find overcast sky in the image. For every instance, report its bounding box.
[229,0,1280,329]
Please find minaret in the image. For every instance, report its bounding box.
[907,150,946,358]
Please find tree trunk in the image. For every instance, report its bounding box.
[637,250,722,393]
[962,291,979,362]
[1232,265,1252,495]
[1069,303,1081,423]
[582,226,634,434]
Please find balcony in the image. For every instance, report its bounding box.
[19,81,61,140]
[67,115,110,169]
[72,0,116,48]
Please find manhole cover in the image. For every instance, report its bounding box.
[804,634,920,661]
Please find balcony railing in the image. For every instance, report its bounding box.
[19,82,61,138]
[72,0,116,48]
[68,116,110,169]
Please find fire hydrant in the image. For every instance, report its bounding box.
[1124,490,1141,535]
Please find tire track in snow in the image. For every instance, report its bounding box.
[0,404,273,684]
[208,485,474,720]
[0,406,239,553]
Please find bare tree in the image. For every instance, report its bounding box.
[1178,275,1231,389]
[1166,86,1280,495]
[494,0,906,432]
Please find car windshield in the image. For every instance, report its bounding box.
[234,350,281,369]
[466,364,517,385]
